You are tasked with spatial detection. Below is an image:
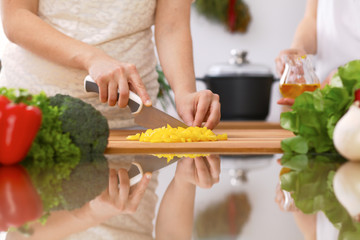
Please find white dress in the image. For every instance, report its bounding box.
[0,0,160,129]
[316,0,360,82]
[0,1,160,239]
[315,1,358,238]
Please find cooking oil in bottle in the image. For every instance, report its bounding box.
[279,83,320,99]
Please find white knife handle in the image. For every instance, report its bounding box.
[84,75,143,114]
[129,162,144,186]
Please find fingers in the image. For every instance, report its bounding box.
[274,182,298,212]
[203,95,220,129]
[193,91,212,127]
[275,55,285,77]
[275,183,285,210]
[97,76,109,103]
[275,49,307,77]
[128,173,152,213]
[181,112,195,127]
[108,169,119,196]
[127,64,152,106]
[92,63,151,108]
[277,98,295,106]
[117,169,130,209]
[192,90,221,129]
[105,168,151,214]
[108,80,118,106]
[116,69,130,108]
[194,157,213,188]
[206,155,221,183]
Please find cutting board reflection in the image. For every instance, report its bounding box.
[106,121,294,154]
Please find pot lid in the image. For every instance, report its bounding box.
[206,50,273,77]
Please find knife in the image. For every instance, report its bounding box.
[84,75,187,129]
[128,155,180,186]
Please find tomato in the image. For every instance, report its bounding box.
[0,165,43,231]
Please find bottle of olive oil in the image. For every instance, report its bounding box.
[279,55,320,99]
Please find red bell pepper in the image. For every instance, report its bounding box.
[0,95,42,165]
[355,89,360,102]
[0,164,43,231]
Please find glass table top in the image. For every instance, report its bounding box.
[1,152,359,240]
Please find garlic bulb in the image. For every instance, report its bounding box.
[333,101,360,161]
[333,162,360,221]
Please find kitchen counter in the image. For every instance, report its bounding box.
[1,121,358,240]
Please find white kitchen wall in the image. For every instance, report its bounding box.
[191,0,305,77]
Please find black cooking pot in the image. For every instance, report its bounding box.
[197,50,276,120]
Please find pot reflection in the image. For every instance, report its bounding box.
[221,155,273,186]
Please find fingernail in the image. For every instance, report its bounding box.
[145,100,152,106]
[145,173,152,179]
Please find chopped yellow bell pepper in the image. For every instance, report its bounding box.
[126,125,228,143]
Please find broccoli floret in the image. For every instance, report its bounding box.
[49,94,109,162]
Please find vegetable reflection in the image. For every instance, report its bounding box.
[279,153,360,239]
[0,164,43,232]
[0,154,107,233]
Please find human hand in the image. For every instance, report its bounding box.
[87,53,152,108]
[275,182,298,212]
[322,69,337,88]
[277,98,295,106]
[175,90,221,130]
[275,48,307,77]
[81,168,152,223]
[174,155,220,189]
[276,49,307,106]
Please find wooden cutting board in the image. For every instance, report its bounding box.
[105,121,294,155]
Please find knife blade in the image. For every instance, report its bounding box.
[128,155,180,186]
[84,75,188,129]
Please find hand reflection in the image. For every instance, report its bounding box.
[85,168,152,223]
[275,182,298,212]
[174,155,220,189]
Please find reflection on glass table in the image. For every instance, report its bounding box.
[189,154,303,240]
[1,153,220,240]
[5,152,360,240]
[277,153,360,240]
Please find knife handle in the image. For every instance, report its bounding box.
[129,162,144,187]
[84,75,143,114]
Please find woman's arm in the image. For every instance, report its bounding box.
[1,0,151,107]
[154,0,220,129]
[291,0,318,53]
[275,0,318,77]
[155,156,220,240]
